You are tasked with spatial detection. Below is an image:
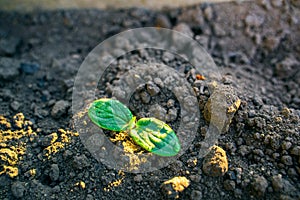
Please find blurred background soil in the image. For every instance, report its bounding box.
[0,0,233,11]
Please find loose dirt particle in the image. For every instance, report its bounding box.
[75,181,86,189]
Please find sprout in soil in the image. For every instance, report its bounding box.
[88,98,181,157]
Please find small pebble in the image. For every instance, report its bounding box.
[146,82,160,96]
[263,35,280,51]
[155,14,172,28]
[10,101,21,111]
[251,176,268,197]
[162,51,175,62]
[272,152,280,159]
[166,99,175,108]
[49,164,60,181]
[166,108,177,122]
[275,57,299,79]
[238,145,250,156]
[11,181,25,198]
[149,104,167,121]
[134,174,143,182]
[224,180,236,191]
[235,168,243,184]
[63,78,74,89]
[281,155,293,166]
[51,100,69,119]
[190,190,202,200]
[271,174,283,192]
[253,149,264,157]
[140,91,151,104]
[189,175,201,182]
[227,171,236,180]
[173,23,194,38]
[73,155,90,170]
[290,146,300,156]
[153,77,164,88]
[281,107,291,117]
[281,141,292,150]
[203,6,213,20]
[52,185,61,193]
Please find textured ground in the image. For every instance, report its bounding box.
[0,0,299,199]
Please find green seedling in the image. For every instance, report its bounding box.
[88,98,181,157]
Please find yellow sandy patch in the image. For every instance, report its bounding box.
[0,113,79,178]
[104,170,125,192]
[44,129,79,159]
[0,113,35,178]
[110,132,148,171]
[0,165,18,178]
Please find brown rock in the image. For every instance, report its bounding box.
[203,84,241,133]
[203,145,228,177]
[161,176,190,199]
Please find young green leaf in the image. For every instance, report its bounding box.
[129,118,181,157]
[88,98,134,131]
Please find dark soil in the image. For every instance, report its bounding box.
[0,0,299,199]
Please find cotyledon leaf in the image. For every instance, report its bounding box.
[88,98,135,131]
[129,118,181,157]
